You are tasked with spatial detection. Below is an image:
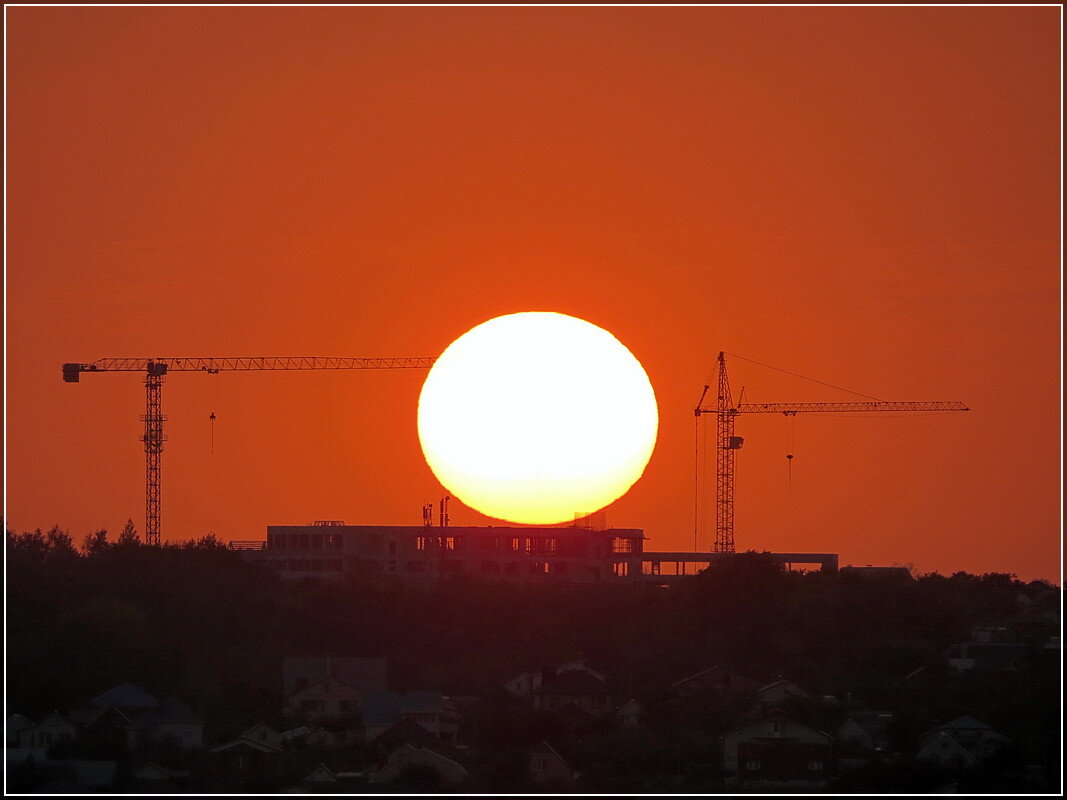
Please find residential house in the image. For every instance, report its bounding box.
[81,682,203,750]
[6,714,34,747]
[916,732,980,769]
[76,706,137,755]
[297,763,365,790]
[723,709,834,789]
[671,666,760,699]
[129,697,203,749]
[284,675,362,722]
[837,719,875,756]
[755,679,810,708]
[937,716,1010,755]
[916,717,1008,768]
[946,641,1029,673]
[362,690,403,741]
[283,656,388,697]
[360,690,460,744]
[526,740,574,785]
[399,691,460,744]
[90,682,160,712]
[209,736,284,774]
[844,708,893,752]
[16,713,78,750]
[505,656,606,699]
[370,743,468,786]
[238,723,282,749]
[370,717,443,754]
[535,669,612,715]
[130,762,190,791]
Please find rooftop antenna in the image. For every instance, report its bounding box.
[439,496,450,528]
[422,503,434,528]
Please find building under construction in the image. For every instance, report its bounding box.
[231,521,838,583]
[233,523,646,582]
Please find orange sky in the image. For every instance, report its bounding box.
[6,6,1061,580]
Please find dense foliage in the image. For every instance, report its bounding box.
[6,525,1061,792]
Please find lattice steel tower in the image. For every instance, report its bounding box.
[141,362,168,546]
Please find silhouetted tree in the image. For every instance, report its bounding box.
[117,518,141,547]
[45,524,77,555]
[192,532,228,551]
[82,528,109,554]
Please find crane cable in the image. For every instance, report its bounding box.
[723,351,885,401]
[208,371,219,454]
[785,415,795,491]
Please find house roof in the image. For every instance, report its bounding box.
[372,716,441,749]
[537,669,607,695]
[672,665,728,686]
[67,707,107,727]
[289,675,362,699]
[387,745,467,774]
[400,690,446,713]
[362,690,402,726]
[283,656,388,696]
[527,740,569,766]
[303,763,337,783]
[723,708,834,741]
[555,657,607,681]
[363,689,450,725]
[756,679,807,696]
[279,726,310,741]
[91,682,159,710]
[939,716,995,732]
[34,712,77,731]
[127,698,200,732]
[133,762,190,780]
[211,737,284,754]
[240,722,281,740]
[82,705,135,732]
[7,713,36,736]
[917,732,978,764]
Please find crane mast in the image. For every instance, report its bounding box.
[64,356,435,546]
[715,352,741,554]
[695,352,969,554]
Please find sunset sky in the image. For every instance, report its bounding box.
[6,6,1060,580]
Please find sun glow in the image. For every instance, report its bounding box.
[417,312,658,525]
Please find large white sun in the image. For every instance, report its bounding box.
[417,312,658,525]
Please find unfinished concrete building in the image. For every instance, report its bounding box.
[233,522,646,583]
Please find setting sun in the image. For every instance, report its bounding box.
[417,312,658,525]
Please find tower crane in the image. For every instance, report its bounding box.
[694,352,969,554]
[63,357,436,546]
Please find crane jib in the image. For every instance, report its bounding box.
[63,357,436,381]
[61,355,436,545]
[694,351,970,556]
[696,401,970,414]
